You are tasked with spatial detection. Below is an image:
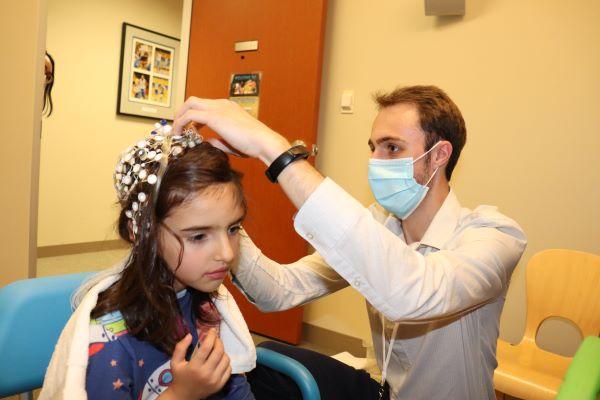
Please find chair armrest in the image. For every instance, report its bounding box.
[256,347,321,400]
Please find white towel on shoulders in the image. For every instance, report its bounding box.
[39,265,256,400]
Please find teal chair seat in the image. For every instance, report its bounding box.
[0,273,320,400]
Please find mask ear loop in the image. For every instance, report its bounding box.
[413,141,441,164]
[424,167,439,187]
[414,141,441,187]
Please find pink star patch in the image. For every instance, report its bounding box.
[110,359,118,367]
[138,359,144,367]
[113,378,123,390]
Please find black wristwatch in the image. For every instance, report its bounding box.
[265,145,310,183]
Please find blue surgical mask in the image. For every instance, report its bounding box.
[368,142,440,219]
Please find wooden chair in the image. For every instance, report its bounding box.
[494,249,600,400]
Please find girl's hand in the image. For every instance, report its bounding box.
[167,329,231,400]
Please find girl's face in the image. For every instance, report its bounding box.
[159,183,245,292]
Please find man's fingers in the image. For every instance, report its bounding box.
[206,138,231,153]
[190,328,217,366]
[173,109,209,134]
[175,97,222,120]
[171,333,192,365]
[174,97,194,120]
[175,96,205,119]
[206,138,247,157]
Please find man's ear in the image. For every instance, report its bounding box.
[434,140,453,170]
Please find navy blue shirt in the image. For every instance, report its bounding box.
[86,290,254,400]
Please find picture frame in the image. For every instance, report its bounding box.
[117,23,180,120]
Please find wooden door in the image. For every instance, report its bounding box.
[186,0,328,344]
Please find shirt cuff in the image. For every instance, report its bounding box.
[294,177,368,251]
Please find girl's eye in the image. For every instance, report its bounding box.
[388,144,400,153]
[188,233,206,242]
[228,225,242,235]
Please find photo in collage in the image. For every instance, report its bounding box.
[129,38,173,107]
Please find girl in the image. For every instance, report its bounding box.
[40,121,256,400]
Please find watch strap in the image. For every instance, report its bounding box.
[265,145,310,183]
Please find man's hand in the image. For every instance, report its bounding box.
[163,329,231,400]
[174,97,324,209]
[173,97,290,165]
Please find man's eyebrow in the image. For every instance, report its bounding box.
[368,136,406,147]
[180,216,245,232]
[377,136,406,145]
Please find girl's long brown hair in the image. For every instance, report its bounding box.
[92,143,245,354]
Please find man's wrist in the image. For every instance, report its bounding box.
[265,145,310,183]
[258,132,291,166]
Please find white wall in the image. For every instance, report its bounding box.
[0,0,47,286]
[37,0,600,356]
[39,0,183,247]
[303,0,600,355]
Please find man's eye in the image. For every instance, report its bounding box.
[388,144,399,152]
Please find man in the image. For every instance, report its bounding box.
[173,86,526,399]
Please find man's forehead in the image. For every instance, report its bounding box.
[372,103,423,135]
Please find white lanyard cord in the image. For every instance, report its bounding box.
[380,314,400,387]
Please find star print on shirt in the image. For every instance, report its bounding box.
[110,359,118,367]
[138,359,144,367]
[113,378,124,390]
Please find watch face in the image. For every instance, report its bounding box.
[290,145,308,156]
[290,139,307,148]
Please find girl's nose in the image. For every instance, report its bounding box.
[215,235,235,263]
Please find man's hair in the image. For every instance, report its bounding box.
[374,85,466,180]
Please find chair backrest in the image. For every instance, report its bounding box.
[0,272,95,396]
[523,249,600,341]
[0,272,321,399]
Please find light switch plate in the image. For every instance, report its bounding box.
[341,90,354,114]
